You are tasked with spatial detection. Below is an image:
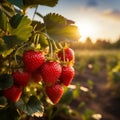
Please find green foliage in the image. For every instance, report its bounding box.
[0,74,13,90]
[0,96,7,107]
[31,20,45,32]
[38,34,49,48]
[0,10,7,31]
[9,14,23,28]
[16,95,44,117]
[108,62,120,94]
[0,1,15,13]
[60,88,73,104]
[7,0,58,9]
[7,0,23,8]
[3,14,32,49]
[23,0,58,8]
[0,38,6,53]
[82,109,95,120]
[44,13,80,41]
[108,63,120,83]
[0,107,19,120]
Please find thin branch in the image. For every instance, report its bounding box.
[0,5,13,17]
[32,6,38,20]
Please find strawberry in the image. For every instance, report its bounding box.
[23,50,45,72]
[12,70,30,87]
[3,85,22,102]
[41,61,62,85]
[46,84,64,104]
[60,65,75,86]
[58,48,74,61]
[31,69,42,83]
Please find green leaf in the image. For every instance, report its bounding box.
[9,14,23,28]
[0,107,19,120]
[15,98,27,113]
[16,96,44,117]
[1,48,13,57]
[1,1,15,15]
[38,34,48,48]
[9,14,33,38]
[3,14,32,49]
[60,88,73,104]
[44,13,80,41]
[23,0,58,8]
[0,74,13,90]
[58,25,80,40]
[27,96,44,117]
[44,13,67,29]
[0,10,7,31]
[31,21,45,32]
[0,38,6,53]
[7,0,23,8]
[3,36,19,49]
[0,96,7,108]
[0,36,13,56]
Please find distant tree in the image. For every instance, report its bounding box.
[113,37,120,49]
[84,37,93,49]
[95,39,112,49]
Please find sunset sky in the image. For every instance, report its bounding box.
[27,0,120,43]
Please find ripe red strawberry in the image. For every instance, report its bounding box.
[3,85,22,102]
[46,84,64,104]
[23,50,45,72]
[41,61,62,85]
[60,65,75,86]
[12,70,30,86]
[58,48,74,61]
[31,69,42,83]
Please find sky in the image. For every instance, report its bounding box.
[27,0,120,43]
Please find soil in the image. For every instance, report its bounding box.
[71,64,120,120]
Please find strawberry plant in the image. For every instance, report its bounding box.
[108,62,120,95]
[0,0,80,119]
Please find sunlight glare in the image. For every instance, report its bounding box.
[76,20,98,42]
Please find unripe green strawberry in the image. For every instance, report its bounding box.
[60,65,75,86]
[31,69,42,83]
[41,61,62,85]
[58,48,74,61]
[46,84,64,104]
[3,85,22,102]
[12,70,30,86]
[23,50,45,72]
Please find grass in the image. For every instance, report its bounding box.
[75,49,120,57]
[74,49,120,73]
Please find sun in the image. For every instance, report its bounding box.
[76,20,98,42]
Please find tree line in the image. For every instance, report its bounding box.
[70,37,120,50]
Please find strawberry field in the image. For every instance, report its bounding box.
[0,0,120,120]
[72,49,120,120]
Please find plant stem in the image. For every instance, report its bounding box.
[32,6,38,20]
[14,43,27,65]
[47,38,53,59]
[51,40,58,50]
[35,34,40,48]
[63,48,65,62]
[0,5,13,17]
